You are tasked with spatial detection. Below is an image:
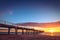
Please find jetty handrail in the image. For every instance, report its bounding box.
[0,20,15,26]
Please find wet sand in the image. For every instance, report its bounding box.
[0,34,60,40]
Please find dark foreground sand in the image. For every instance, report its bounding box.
[0,34,60,40]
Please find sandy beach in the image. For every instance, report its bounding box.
[0,34,60,40]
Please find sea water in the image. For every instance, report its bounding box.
[0,32,60,36]
[41,32,60,36]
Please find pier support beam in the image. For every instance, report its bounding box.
[26,30,28,34]
[8,28,10,34]
[15,28,17,35]
[22,29,24,34]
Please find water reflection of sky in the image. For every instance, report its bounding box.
[41,32,60,36]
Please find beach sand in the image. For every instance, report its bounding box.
[0,34,60,40]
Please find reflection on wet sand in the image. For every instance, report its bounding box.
[41,32,60,36]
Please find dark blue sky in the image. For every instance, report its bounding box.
[0,0,60,23]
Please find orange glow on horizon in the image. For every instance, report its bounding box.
[43,27,60,32]
[33,27,60,32]
[48,29,55,33]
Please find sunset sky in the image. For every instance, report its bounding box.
[0,0,60,32]
[0,0,60,23]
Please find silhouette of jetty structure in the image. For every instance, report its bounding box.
[0,20,44,35]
